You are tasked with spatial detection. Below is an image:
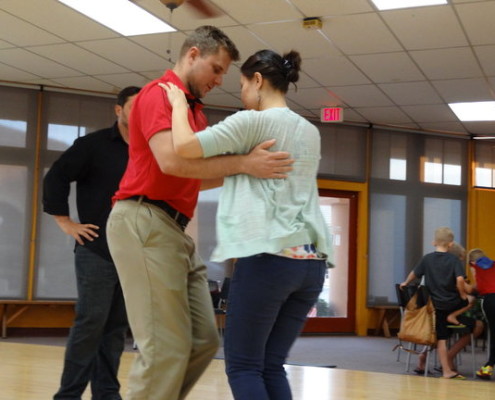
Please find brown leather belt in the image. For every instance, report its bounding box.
[127,195,189,231]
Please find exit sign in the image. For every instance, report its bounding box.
[321,107,344,123]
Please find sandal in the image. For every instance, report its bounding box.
[445,373,466,380]
[413,368,425,375]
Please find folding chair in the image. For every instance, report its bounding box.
[394,283,436,376]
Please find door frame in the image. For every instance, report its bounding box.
[303,189,358,333]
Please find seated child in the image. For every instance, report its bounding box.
[446,242,475,326]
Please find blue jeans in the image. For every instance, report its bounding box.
[224,253,326,400]
[54,246,128,400]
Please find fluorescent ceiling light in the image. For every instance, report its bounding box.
[371,0,447,11]
[449,101,495,122]
[58,0,176,36]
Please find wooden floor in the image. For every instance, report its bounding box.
[2,341,495,400]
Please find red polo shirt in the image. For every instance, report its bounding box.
[114,70,207,218]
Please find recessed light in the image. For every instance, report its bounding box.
[371,0,448,11]
[58,0,176,36]
[449,101,495,122]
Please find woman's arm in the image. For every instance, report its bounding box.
[158,82,203,158]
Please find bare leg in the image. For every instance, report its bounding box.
[446,321,484,372]
[437,340,459,378]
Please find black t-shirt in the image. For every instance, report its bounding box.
[413,251,465,310]
[42,123,128,262]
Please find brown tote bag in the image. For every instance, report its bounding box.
[398,288,437,346]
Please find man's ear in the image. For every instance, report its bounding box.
[114,104,122,119]
[187,46,201,64]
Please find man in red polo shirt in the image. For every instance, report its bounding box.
[107,26,293,400]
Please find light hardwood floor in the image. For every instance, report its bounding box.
[2,341,495,400]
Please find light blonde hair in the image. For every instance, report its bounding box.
[467,248,485,264]
[434,227,454,247]
[449,241,466,260]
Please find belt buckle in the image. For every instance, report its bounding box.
[173,211,182,224]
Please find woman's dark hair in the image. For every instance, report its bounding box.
[117,86,141,106]
[240,49,301,93]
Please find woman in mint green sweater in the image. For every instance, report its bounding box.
[161,49,332,400]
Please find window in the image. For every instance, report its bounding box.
[368,129,467,306]
[0,86,38,298]
[36,91,115,299]
[474,140,495,188]
[318,124,367,182]
[422,138,462,185]
[372,132,407,181]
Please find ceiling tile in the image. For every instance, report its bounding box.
[432,78,494,102]
[93,73,152,90]
[336,108,369,123]
[418,121,468,134]
[474,45,495,76]
[378,81,442,105]
[0,0,492,135]
[0,10,64,47]
[217,26,268,63]
[27,44,129,75]
[355,106,413,125]
[410,47,483,80]
[456,1,495,45]
[321,13,402,55]
[0,0,119,42]
[140,70,164,80]
[381,6,468,50]
[22,78,65,88]
[77,38,171,71]
[0,40,15,49]
[462,121,495,134]
[401,104,458,123]
[303,56,370,86]
[0,62,39,81]
[452,0,489,3]
[289,0,374,16]
[329,85,394,107]
[248,21,340,59]
[49,76,115,92]
[350,52,424,83]
[129,32,188,65]
[0,48,80,78]
[286,87,342,109]
[212,0,303,24]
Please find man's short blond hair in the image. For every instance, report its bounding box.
[434,226,454,246]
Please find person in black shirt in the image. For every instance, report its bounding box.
[43,86,140,400]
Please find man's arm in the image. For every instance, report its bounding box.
[149,130,293,179]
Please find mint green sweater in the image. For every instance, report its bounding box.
[197,107,332,264]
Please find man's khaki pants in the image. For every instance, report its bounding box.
[107,199,219,400]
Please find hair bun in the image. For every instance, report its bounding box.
[282,51,302,83]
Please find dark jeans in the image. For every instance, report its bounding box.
[54,246,128,400]
[224,253,326,400]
